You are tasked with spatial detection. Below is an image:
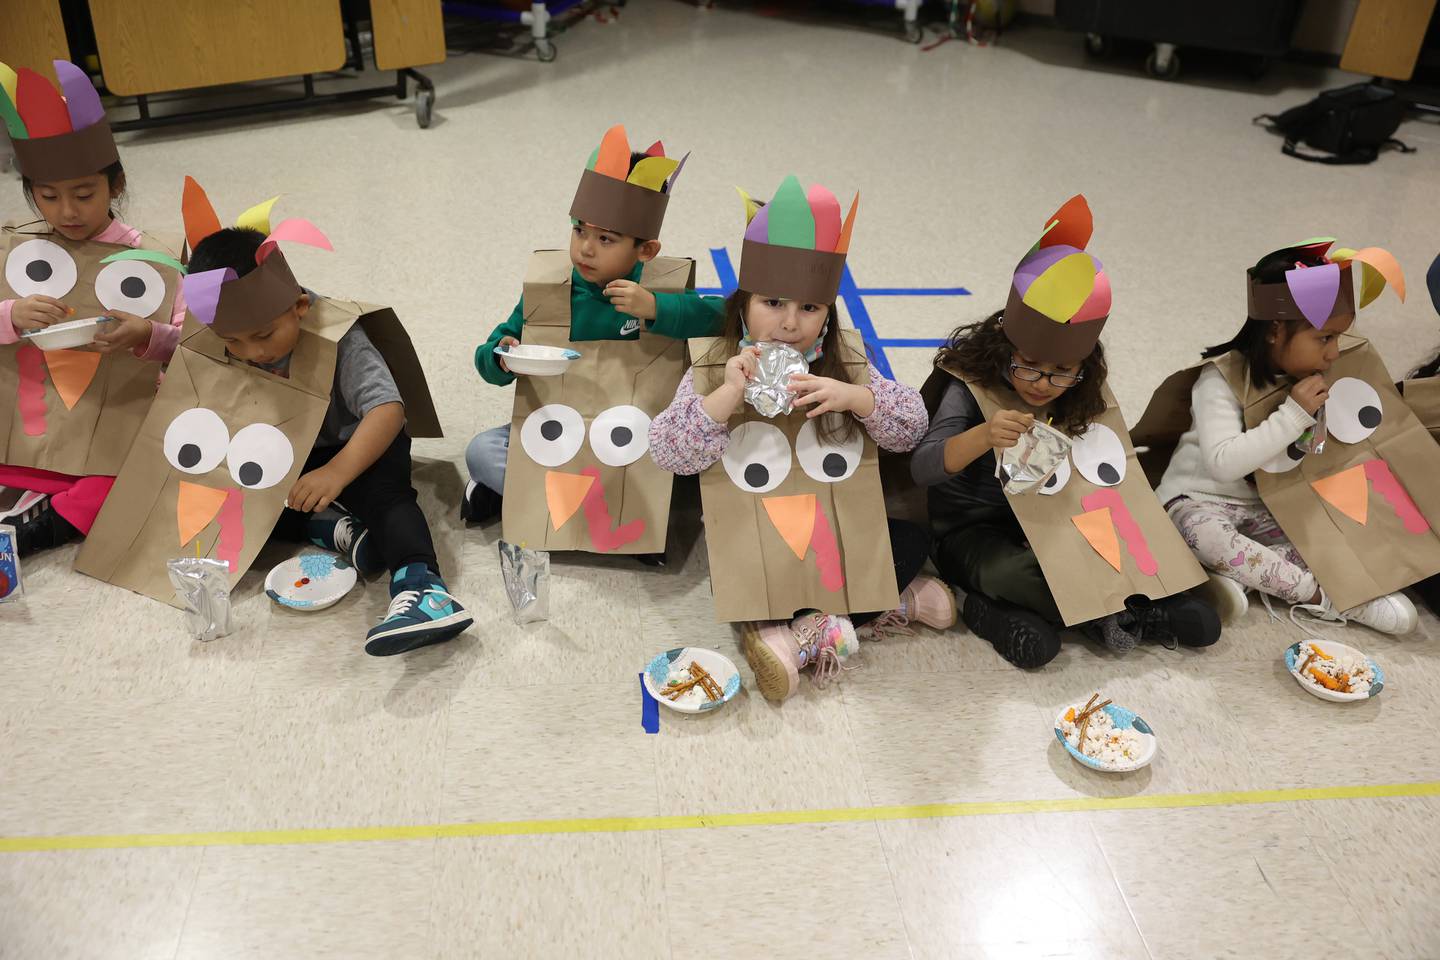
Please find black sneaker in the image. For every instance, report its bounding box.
[306,508,385,579]
[961,591,1061,669]
[10,494,79,557]
[460,480,503,524]
[1121,594,1221,649]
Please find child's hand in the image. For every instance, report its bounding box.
[789,374,875,419]
[987,410,1034,449]
[723,344,762,394]
[494,335,520,373]
[287,465,346,514]
[603,280,657,321]
[91,311,154,354]
[11,295,71,331]
[1291,374,1329,415]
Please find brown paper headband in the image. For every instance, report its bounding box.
[736,239,846,306]
[1002,285,1107,366]
[1247,264,1356,326]
[208,252,303,338]
[569,169,670,241]
[11,121,120,183]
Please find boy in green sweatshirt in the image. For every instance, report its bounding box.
[464,126,722,524]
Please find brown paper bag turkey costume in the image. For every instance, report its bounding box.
[1132,241,1440,612]
[75,180,437,605]
[0,222,184,475]
[692,331,897,622]
[500,250,694,554]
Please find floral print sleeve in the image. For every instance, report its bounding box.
[647,368,734,475]
[855,363,929,453]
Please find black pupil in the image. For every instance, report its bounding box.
[1098,462,1120,485]
[25,260,52,282]
[744,463,769,488]
[540,420,563,441]
[178,443,202,468]
[611,426,632,447]
[822,453,847,478]
[120,276,147,299]
[1287,443,1305,461]
[1359,406,1381,429]
[238,461,263,486]
[1044,473,1058,488]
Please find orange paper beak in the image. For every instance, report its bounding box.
[545,470,595,530]
[1071,506,1123,573]
[177,480,229,546]
[763,493,818,560]
[1311,464,1369,525]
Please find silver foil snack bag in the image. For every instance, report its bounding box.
[499,540,550,624]
[999,420,1074,495]
[744,341,809,418]
[166,557,234,641]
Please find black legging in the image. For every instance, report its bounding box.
[849,517,931,627]
[270,431,439,576]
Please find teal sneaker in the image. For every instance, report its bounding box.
[306,508,384,579]
[364,565,473,657]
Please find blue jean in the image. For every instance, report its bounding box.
[465,424,509,495]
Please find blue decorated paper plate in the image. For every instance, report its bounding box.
[493,343,580,377]
[644,647,742,714]
[264,552,357,611]
[1284,639,1384,702]
[1053,698,1157,773]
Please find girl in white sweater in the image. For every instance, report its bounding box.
[1156,246,1416,635]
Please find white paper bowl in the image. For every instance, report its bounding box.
[1284,639,1383,702]
[264,553,357,612]
[494,343,580,377]
[1053,701,1157,773]
[21,316,106,350]
[644,647,742,714]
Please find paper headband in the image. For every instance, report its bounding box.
[568,124,687,241]
[736,175,859,306]
[1002,194,1110,365]
[1247,238,1405,329]
[0,60,120,182]
[180,176,332,337]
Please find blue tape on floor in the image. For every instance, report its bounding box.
[640,672,659,734]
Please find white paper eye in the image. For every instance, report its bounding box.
[5,239,78,299]
[722,421,792,493]
[1037,455,1072,495]
[164,408,230,474]
[796,418,864,483]
[94,259,167,318]
[1258,439,1308,474]
[589,405,651,467]
[521,404,585,467]
[226,423,294,489]
[1071,424,1127,487]
[1326,377,1383,444]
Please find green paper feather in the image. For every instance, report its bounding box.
[0,89,26,140]
[586,147,599,171]
[100,248,188,275]
[766,175,814,250]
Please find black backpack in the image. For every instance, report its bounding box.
[1254,82,1415,165]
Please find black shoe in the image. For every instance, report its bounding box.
[961,591,1061,669]
[11,494,79,557]
[460,480,502,524]
[1122,594,1221,649]
[635,552,666,568]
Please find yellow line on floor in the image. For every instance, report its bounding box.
[4,781,1437,853]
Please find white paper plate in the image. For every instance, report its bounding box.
[644,647,742,714]
[494,343,580,377]
[21,316,106,350]
[1053,701,1157,773]
[264,552,357,611]
[1284,639,1384,702]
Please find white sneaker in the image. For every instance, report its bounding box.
[1195,573,1248,625]
[1342,593,1418,636]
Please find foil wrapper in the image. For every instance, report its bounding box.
[999,420,1074,495]
[499,540,550,624]
[167,557,233,641]
[1297,405,1327,455]
[744,341,809,418]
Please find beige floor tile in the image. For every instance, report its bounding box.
[440,681,659,822]
[878,812,1149,960]
[221,685,451,831]
[1093,805,1363,960]
[174,840,436,960]
[652,685,873,815]
[0,847,201,960]
[431,833,668,960]
[659,822,910,960]
[843,670,1058,805]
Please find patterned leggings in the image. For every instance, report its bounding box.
[1167,497,1319,605]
